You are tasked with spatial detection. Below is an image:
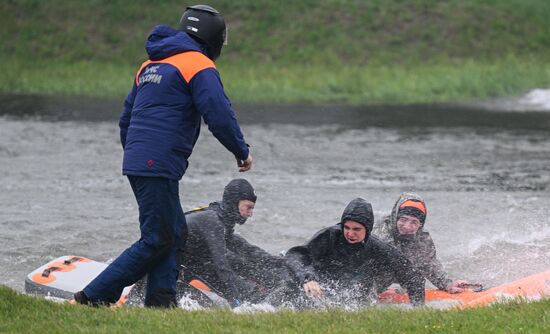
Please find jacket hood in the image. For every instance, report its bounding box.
[339,198,374,243]
[145,25,204,60]
[389,192,427,241]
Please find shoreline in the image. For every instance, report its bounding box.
[1,57,549,107]
[2,92,550,132]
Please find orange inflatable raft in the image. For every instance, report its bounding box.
[378,269,550,308]
[26,256,549,308]
[25,255,131,305]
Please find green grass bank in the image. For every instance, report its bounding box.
[1,0,550,105]
[1,287,549,334]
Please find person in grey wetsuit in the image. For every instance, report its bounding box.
[284,198,425,307]
[177,178,291,307]
[373,192,473,293]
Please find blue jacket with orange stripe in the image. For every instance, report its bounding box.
[119,25,249,180]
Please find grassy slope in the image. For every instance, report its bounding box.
[1,287,549,334]
[0,0,549,104]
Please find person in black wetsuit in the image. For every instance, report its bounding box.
[284,198,425,307]
[177,178,291,307]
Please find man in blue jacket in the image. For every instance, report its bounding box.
[75,5,253,307]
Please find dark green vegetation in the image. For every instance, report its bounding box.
[1,286,549,333]
[1,0,549,104]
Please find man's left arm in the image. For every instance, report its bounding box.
[190,68,250,164]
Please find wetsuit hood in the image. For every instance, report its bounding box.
[389,192,427,242]
[221,179,257,229]
[339,198,374,244]
[145,25,204,61]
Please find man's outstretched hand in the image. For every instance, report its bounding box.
[237,154,253,172]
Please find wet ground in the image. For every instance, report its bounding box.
[1,94,549,297]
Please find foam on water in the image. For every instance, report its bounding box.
[471,88,550,112]
[232,302,278,314]
[178,294,206,311]
[519,89,550,110]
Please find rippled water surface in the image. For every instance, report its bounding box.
[1,95,549,294]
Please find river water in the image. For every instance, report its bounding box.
[1,94,549,297]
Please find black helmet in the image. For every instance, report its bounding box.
[179,5,226,61]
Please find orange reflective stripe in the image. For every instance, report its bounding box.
[168,51,216,83]
[135,51,215,86]
[135,60,153,86]
[399,200,426,214]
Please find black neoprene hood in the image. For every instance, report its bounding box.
[340,198,374,232]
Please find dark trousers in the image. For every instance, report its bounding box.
[84,176,187,307]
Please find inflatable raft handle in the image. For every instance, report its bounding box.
[459,283,484,292]
[63,256,84,265]
[41,266,61,278]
